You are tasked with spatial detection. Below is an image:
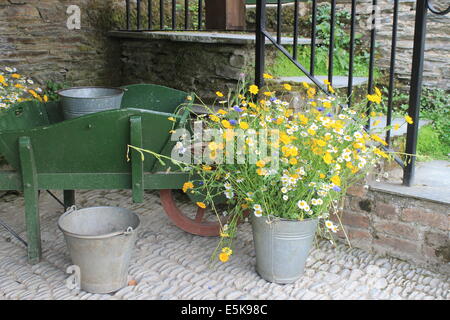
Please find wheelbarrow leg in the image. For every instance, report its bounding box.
[63,190,75,209]
[19,137,41,264]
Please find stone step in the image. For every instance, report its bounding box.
[109,31,313,46]
[269,75,369,89]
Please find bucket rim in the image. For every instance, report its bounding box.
[57,206,140,240]
[57,86,126,99]
[251,214,319,223]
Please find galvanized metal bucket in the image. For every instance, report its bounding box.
[57,86,125,120]
[251,215,318,284]
[58,206,140,293]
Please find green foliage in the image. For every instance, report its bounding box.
[268,3,377,78]
[43,81,69,102]
[416,125,450,161]
[379,87,450,151]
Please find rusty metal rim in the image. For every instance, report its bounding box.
[159,189,224,237]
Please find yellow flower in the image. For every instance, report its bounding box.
[256,168,268,176]
[330,175,341,186]
[374,147,389,159]
[223,129,234,141]
[289,158,298,165]
[248,102,257,109]
[167,117,176,122]
[256,160,266,168]
[249,85,259,95]
[11,74,20,79]
[187,96,193,101]
[374,87,382,97]
[307,87,316,98]
[298,114,308,125]
[263,91,273,97]
[370,111,377,117]
[239,121,249,130]
[221,119,232,129]
[220,231,229,238]
[202,165,212,171]
[280,133,292,145]
[14,84,24,89]
[263,73,273,79]
[196,202,206,209]
[209,114,220,122]
[222,247,233,255]
[216,91,224,97]
[315,139,326,147]
[319,173,326,179]
[323,79,331,85]
[371,134,388,146]
[182,182,194,193]
[307,128,316,136]
[373,120,381,127]
[394,123,400,130]
[283,83,292,91]
[219,252,229,262]
[323,101,332,109]
[28,89,38,98]
[218,109,227,115]
[323,153,333,164]
[43,95,48,102]
[405,115,413,124]
[208,141,219,151]
[302,82,310,89]
[328,85,335,94]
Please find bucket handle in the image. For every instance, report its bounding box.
[64,205,77,214]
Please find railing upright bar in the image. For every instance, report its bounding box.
[185,0,190,30]
[255,0,267,88]
[386,0,399,146]
[148,0,153,30]
[328,0,336,86]
[293,0,299,60]
[172,0,177,30]
[310,0,317,76]
[277,0,282,45]
[403,0,428,186]
[366,0,377,130]
[126,0,131,30]
[160,0,164,29]
[198,0,203,30]
[137,0,141,30]
[347,0,356,107]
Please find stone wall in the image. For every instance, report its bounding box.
[114,32,277,101]
[336,184,450,274]
[0,0,122,87]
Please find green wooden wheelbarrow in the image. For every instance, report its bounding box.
[0,84,224,264]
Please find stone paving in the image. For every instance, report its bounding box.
[0,189,448,300]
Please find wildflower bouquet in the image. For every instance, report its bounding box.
[130,76,412,267]
[0,66,47,110]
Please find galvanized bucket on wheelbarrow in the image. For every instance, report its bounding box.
[57,86,125,120]
[58,206,140,293]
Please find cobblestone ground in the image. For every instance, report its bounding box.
[0,190,448,300]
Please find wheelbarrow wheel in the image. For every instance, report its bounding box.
[159,189,227,237]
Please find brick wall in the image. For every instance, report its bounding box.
[0,0,122,87]
[334,184,450,274]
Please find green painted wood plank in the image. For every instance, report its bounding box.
[130,116,144,203]
[18,136,41,264]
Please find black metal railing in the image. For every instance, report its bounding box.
[254,0,450,187]
[124,0,204,31]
